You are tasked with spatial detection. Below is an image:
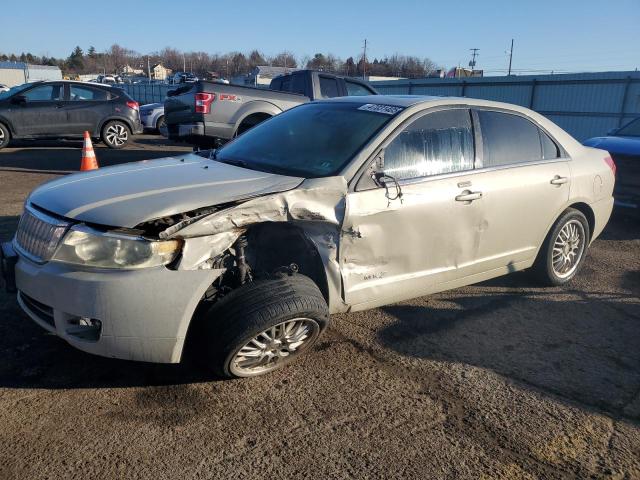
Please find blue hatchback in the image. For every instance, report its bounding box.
[584,117,639,209]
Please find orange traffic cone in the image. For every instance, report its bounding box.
[80,131,99,171]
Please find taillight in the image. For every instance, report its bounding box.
[604,155,616,176]
[195,93,215,114]
[126,100,139,111]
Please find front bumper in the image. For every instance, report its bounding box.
[14,254,220,363]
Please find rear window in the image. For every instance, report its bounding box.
[345,80,373,96]
[541,130,561,159]
[70,85,108,101]
[478,110,542,167]
[319,76,340,98]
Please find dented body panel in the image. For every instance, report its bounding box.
[11,95,615,364]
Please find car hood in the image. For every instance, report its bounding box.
[583,136,640,156]
[28,153,304,228]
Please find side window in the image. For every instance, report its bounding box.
[23,84,63,101]
[345,81,373,96]
[291,74,306,95]
[540,130,561,159]
[280,76,291,92]
[319,76,340,98]
[69,85,108,101]
[477,110,542,167]
[383,109,475,181]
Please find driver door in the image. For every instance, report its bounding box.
[11,83,67,137]
[340,108,484,309]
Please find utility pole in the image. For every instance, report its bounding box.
[147,56,151,82]
[507,39,514,76]
[362,39,367,80]
[469,48,479,71]
[182,53,186,72]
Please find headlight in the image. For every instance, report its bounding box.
[52,226,182,269]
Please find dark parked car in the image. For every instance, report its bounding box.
[584,117,640,208]
[0,81,143,149]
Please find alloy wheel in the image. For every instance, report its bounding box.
[105,123,128,146]
[230,318,320,377]
[552,219,586,279]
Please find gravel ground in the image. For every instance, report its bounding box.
[0,136,638,479]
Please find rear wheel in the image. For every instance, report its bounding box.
[200,274,329,378]
[532,208,590,286]
[0,123,10,149]
[101,120,130,149]
[155,115,166,133]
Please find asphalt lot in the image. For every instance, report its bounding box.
[0,135,638,479]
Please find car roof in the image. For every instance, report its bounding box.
[24,79,119,91]
[320,95,444,107]
[320,94,544,113]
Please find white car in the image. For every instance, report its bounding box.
[139,103,165,132]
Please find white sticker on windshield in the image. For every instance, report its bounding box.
[358,104,404,115]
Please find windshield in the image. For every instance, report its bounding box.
[0,83,31,101]
[213,102,398,177]
[616,117,640,137]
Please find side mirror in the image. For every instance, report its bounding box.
[606,127,618,136]
[370,149,386,186]
[11,95,26,105]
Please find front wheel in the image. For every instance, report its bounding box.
[532,208,590,286]
[101,120,130,149]
[200,274,329,378]
[0,123,10,149]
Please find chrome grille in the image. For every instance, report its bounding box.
[14,206,70,263]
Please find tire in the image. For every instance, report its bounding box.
[532,208,590,286]
[200,274,329,378]
[101,120,130,149]
[0,123,10,149]
[155,115,165,132]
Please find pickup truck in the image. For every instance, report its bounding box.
[164,70,377,146]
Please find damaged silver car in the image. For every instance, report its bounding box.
[1,96,615,378]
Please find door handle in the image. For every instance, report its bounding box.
[455,190,483,202]
[550,175,568,186]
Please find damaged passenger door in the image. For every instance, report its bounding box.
[341,108,483,309]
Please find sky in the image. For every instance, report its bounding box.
[2,0,639,74]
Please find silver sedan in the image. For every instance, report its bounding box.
[7,96,615,378]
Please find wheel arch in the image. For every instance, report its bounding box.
[230,101,282,136]
[0,115,16,136]
[567,202,595,242]
[243,222,330,304]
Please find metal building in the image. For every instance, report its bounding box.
[371,71,640,141]
[0,62,62,87]
[25,64,62,82]
[0,62,26,87]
